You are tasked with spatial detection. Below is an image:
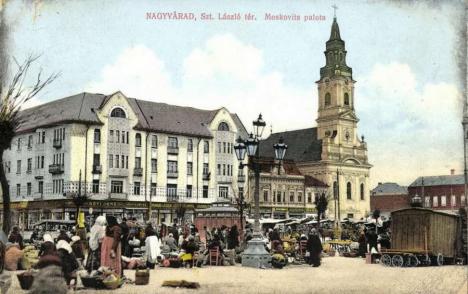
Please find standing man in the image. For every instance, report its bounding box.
[306,229,323,267]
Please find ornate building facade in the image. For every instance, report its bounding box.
[260,17,372,220]
[1,91,248,229]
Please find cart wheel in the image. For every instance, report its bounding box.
[423,255,431,266]
[392,255,404,267]
[405,254,419,267]
[436,253,444,266]
[381,254,392,266]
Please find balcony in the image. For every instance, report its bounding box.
[203,173,211,181]
[167,171,178,178]
[238,175,246,182]
[33,192,43,200]
[92,165,102,174]
[167,146,179,155]
[53,139,62,149]
[48,164,64,174]
[108,192,127,200]
[133,167,143,177]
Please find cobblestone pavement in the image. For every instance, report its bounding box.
[8,257,468,294]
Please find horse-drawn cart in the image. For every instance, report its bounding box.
[380,207,464,267]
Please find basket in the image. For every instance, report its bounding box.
[81,275,105,289]
[17,272,34,290]
[135,269,150,285]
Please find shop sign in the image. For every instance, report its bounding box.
[273,207,288,212]
[289,208,305,213]
[0,201,29,209]
[306,207,317,213]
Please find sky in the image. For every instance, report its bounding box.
[2,0,466,188]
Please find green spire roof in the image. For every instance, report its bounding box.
[320,17,353,80]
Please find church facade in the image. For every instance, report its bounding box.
[260,17,372,220]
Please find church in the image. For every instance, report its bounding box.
[260,16,372,220]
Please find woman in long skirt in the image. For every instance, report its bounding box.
[86,216,106,272]
[100,216,122,276]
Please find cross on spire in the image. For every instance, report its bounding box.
[332,4,338,18]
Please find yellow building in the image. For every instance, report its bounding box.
[259,17,371,220]
[2,91,248,228]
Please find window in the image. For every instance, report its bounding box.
[150,183,157,196]
[151,135,158,148]
[126,132,129,144]
[333,181,338,199]
[217,164,221,175]
[122,131,126,143]
[203,163,209,175]
[41,131,46,144]
[28,135,33,149]
[92,180,100,193]
[52,179,64,194]
[204,140,209,153]
[187,139,193,152]
[40,156,44,169]
[433,196,438,207]
[441,195,446,207]
[16,184,21,197]
[223,142,226,153]
[360,183,365,200]
[168,137,178,148]
[289,192,295,202]
[186,185,192,198]
[239,187,244,199]
[17,138,21,151]
[16,160,21,174]
[93,129,101,143]
[424,196,430,208]
[3,161,10,173]
[151,159,157,173]
[135,133,142,147]
[219,186,228,198]
[167,161,178,173]
[27,183,31,196]
[38,181,43,194]
[27,158,32,173]
[277,192,282,203]
[93,154,100,166]
[135,157,141,169]
[308,192,312,203]
[108,154,113,168]
[111,181,123,193]
[109,130,114,143]
[217,142,222,153]
[347,213,354,219]
[263,190,269,202]
[203,185,209,198]
[167,184,177,198]
[115,155,120,168]
[346,182,352,200]
[218,122,230,131]
[116,131,120,143]
[344,93,350,106]
[187,162,193,175]
[223,164,226,176]
[451,195,457,206]
[126,156,129,169]
[110,107,126,118]
[298,192,303,203]
[134,182,141,195]
[325,93,331,106]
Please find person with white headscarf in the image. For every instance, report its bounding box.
[57,240,79,286]
[85,216,106,272]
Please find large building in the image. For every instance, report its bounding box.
[247,158,328,219]
[260,17,371,220]
[1,91,248,229]
[370,182,409,218]
[408,171,466,213]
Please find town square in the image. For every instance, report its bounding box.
[0,1,466,293]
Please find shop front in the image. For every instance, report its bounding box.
[272,207,288,219]
[288,208,305,219]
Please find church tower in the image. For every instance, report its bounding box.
[316,16,367,164]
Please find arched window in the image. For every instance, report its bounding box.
[151,135,158,148]
[218,122,230,131]
[360,183,364,200]
[344,93,350,106]
[135,133,142,147]
[110,107,126,118]
[325,93,331,107]
[346,182,352,199]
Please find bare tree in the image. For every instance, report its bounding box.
[0,55,58,233]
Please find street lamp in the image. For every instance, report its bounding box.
[234,114,288,268]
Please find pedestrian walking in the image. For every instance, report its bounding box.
[101,216,122,277]
[306,229,323,267]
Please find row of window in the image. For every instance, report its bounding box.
[217,164,234,176]
[53,128,66,142]
[217,142,233,154]
[424,195,466,207]
[16,181,44,197]
[6,154,64,175]
[324,92,350,107]
[14,130,60,151]
[263,190,305,203]
[333,181,365,200]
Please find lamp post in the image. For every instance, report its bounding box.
[67,170,88,227]
[234,114,288,268]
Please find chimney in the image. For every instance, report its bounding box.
[450,169,455,175]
